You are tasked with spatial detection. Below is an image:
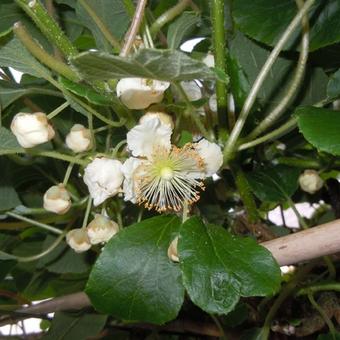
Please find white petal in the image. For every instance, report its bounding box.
[116,78,170,110]
[180,81,202,102]
[122,157,144,203]
[83,158,124,206]
[195,139,223,177]
[127,116,172,158]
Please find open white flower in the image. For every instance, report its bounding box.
[66,228,91,253]
[86,214,119,244]
[167,236,179,262]
[83,157,124,206]
[299,170,324,194]
[133,144,205,212]
[127,116,172,158]
[43,184,71,214]
[65,124,92,153]
[195,139,223,176]
[10,112,55,148]
[116,78,170,110]
[122,157,145,203]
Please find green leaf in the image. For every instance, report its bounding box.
[296,106,340,156]
[75,0,129,51]
[179,217,281,315]
[0,80,61,109]
[167,12,201,50]
[71,48,216,82]
[327,68,340,99]
[37,236,90,274]
[232,0,340,51]
[42,312,107,340]
[0,127,23,155]
[247,165,300,202]
[59,77,112,106]
[317,332,340,340]
[86,215,184,324]
[0,36,51,79]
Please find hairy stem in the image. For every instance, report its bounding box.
[211,0,228,128]
[47,101,70,119]
[15,0,77,58]
[150,0,191,35]
[238,117,297,151]
[246,0,310,140]
[120,0,148,57]
[13,22,80,82]
[223,0,315,164]
[6,212,63,235]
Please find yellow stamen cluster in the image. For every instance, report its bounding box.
[134,144,205,212]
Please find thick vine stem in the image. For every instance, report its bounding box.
[246,0,310,141]
[120,0,148,57]
[211,0,228,128]
[15,0,77,58]
[78,0,121,51]
[223,0,315,164]
[238,117,297,151]
[150,0,191,35]
[13,22,80,82]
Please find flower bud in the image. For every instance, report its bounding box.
[167,236,179,262]
[83,157,124,206]
[202,53,215,68]
[195,139,223,177]
[10,112,55,148]
[43,184,71,214]
[66,228,91,253]
[139,111,174,129]
[298,170,324,194]
[116,78,170,110]
[87,214,119,244]
[65,124,92,153]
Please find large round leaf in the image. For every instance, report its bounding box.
[86,215,184,325]
[296,106,340,155]
[178,217,281,315]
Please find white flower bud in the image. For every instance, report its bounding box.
[10,112,55,148]
[127,116,172,158]
[116,78,170,110]
[180,81,202,102]
[209,94,217,113]
[167,236,179,262]
[65,124,92,153]
[66,228,91,253]
[139,111,174,129]
[202,53,215,68]
[86,214,119,244]
[195,139,223,177]
[298,170,324,194]
[83,157,124,206]
[43,184,71,214]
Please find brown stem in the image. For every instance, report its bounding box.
[120,0,148,57]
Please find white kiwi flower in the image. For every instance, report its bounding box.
[298,169,324,194]
[86,214,119,244]
[116,78,170,110]
[65,124,92,153]
[10,112,55,148]
[83,157,124,206]
[43,184,71,214]
[66,228,91,253]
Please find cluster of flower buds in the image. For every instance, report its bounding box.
[66,214,119,253]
